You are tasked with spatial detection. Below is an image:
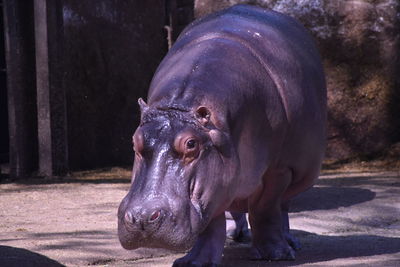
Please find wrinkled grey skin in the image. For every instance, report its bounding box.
[118,4,326,266]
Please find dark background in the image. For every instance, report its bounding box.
[0,0,7,164]
[1,0,194,178]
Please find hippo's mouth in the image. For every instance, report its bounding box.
[189,174,204,219]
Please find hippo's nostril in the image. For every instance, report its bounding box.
[124,211,135,225]
[149,210,161,222]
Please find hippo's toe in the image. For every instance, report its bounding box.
[284,232,302,251]
[173,259,221,267]
[249,243,295,261]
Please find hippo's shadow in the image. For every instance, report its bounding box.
[0,245,65,267]
[222,230,400,266]
[290,186,376,212]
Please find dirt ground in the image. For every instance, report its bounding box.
[0,166,399,266]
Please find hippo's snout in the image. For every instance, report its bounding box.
[118,196,177,250]
[123,204,166,230]
[118,191,201,251]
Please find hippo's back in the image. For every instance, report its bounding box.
[149,4,326,178]
[150,4,326,123]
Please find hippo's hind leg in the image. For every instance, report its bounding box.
[282,201,301,251]
[226,211,252,243]
[248,168,295,261]
[173,213,226,267]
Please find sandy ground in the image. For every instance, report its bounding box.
[0,167,399,266]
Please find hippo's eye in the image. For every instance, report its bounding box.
[186,139,197,150]
[174,132,201,163]
[182,138,199,162]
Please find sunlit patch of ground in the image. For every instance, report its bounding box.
[0,163,399,266]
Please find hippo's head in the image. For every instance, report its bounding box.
[118,99,239,250]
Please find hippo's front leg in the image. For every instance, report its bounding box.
[248,168,295,261]
[173,213,226,267]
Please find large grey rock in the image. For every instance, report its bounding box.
[194,0,400,161]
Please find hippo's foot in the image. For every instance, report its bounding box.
[227,227,252,243]
[248,216,296,261]
[284,231,301,251]
[173,213,226,267]
[250,241,295,261]
[281,203,301,251]
[226,211,252,243]
[173,259,220,267]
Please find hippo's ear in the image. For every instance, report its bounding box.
[195,106,211,126]
[138,98,149,114]
[196,106,231,155]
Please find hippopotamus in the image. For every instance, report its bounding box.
[118,4,326,266]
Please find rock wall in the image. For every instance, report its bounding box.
[195,0,400,161]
